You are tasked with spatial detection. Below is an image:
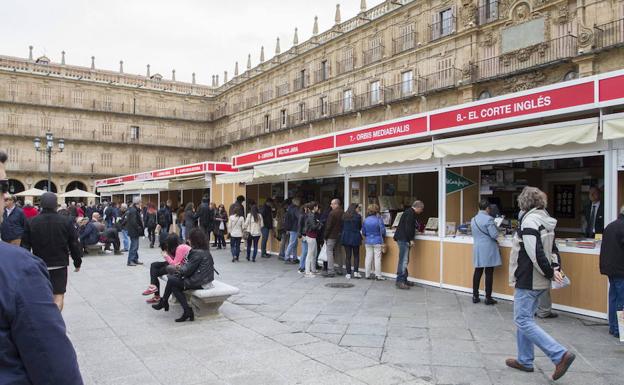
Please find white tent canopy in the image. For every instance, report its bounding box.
[60,188,99,198]
[339,143,433,168]
[253,158,310,178]
[215,170,254,185]
[15,188,46,197]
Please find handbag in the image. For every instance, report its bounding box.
[219,221,225,231]
[317,244,328,262]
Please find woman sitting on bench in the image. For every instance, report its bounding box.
[142,234,190,304]
[152,228,215,322]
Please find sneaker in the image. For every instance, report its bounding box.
[304,273,317,278]
[298,268,305,274]
[375,275,386,281]
[127,262,137,266]
[405,280,415,287]
[345,274,351,279]
[552,351,576,381]
[142,285,158,296]
[261,254,271,258]
[134,260,144,265]
[352,272,361,279]
[396,282,410,290]
[536,312,559,319]
[505,358,534,372]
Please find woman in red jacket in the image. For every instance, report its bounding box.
[22,199,39,219]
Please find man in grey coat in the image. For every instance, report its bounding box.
[471,200,501,305]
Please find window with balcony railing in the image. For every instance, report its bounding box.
[343,89,353,112]
[72,89,83,106]
[71,119,81,135]
[363,38,383,65]
[393,25,417,54]
[370,81,381,104]
[8,82,18,99]
[430,8,456,40]
[41,86,52,103]
[276,82,289,97]
[336,48,355,75]
[130,125,140,141]
[478,0,499,25]
[280,109,287,128]
[103,95,113,111]
[156,156,166,169]
[260,89,273,103]
[293,69,308,91]
[401,71,414,96]
[320,96,328,116]
[594,17,624,50]
[101,153,112,167]
[71,151,83,167]
[129,154,140,169]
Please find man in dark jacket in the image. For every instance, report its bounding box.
[260,198,274,258]
[323,198,343,277]
[196,195,214,238]
[22,192,83,311]
[599,207,624,338]
[104,202,116,228]
[126,197,144,266]
[157,200,173,244]
[229,195,245,216]
[583,186,604,238]
[79,217,100,250]
[0,150,84,385]
[1,194,26,245]
[284,198,302,264]
[393,200,424,289]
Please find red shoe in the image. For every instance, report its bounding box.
[142,285,157,296]
[145,296,161,304]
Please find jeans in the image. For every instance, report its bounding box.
[344,245,360,274]
[365,244,382,278]
[305,237,318,273]
[325,239,337,274]
[147,227,156,247]
[230,237,242,259]
[514,289,567,368]
[536,289,553,317]
[279,231,289,259]
[396,241,410,283]
[473,267,494,298]
[299,238,309,270]
[261,227,270,256]
[149,261,169,295]
[128,237,140,264]
[246,236,260,261]
[216,231,226,248]
[608,276,624,336]
[121,229,129,250]
[285,231,299,260]
[180,225,186,241]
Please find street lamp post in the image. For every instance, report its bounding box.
[33,132,64,192]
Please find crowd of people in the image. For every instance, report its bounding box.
[2,143,624,383]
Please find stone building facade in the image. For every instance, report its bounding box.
[1,0,623,194]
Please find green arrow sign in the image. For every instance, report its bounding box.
[446,169,475,194]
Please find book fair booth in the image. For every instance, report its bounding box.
[100,69,624,319]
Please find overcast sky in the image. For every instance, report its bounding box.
[1,0,384,85]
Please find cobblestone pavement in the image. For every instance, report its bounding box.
[65,239,621,385]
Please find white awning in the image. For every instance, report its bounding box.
[433,123,597,158]
[140,180,170,191]
[339,142,433,168]
[215,170,254,185]
[603,118,624,140]
[253,158,310,178]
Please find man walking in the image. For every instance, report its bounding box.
[1,194,26,245]
[393,201,424,289]
[600,205,624,339]
[284,198,302,264]
[126,197,144,266]
[21,192,83,311]
[260,198,274,258]
[229,195,245,216]
[157,200,173,245]
[0,150,84,384]
[323,198,343,277]
[196,195,214,239]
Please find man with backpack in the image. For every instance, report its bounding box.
[196,195,214,241]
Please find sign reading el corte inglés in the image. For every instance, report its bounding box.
[430,81,595,132]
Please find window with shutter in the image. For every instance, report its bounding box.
[431,11,441,40]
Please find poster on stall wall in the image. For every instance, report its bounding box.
[618,310,624,342]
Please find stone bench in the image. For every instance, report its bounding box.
[85,242,105,255]
[159,276,239,316]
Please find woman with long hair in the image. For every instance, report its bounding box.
[341,203,363,279]
[214,204,228,249]
[228,206,245,262]
[244,204,264,262]
[142,234,191,304]
[152,229,215,322]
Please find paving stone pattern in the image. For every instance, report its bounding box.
[65,239,622,385]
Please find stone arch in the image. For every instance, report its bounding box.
[66,180,88,192]
[7,179,25,195]
[34,180,57,193]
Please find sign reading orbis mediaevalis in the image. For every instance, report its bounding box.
[335,117,427,148]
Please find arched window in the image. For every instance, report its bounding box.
[563,71,578,81]
[478,90,492,100]
[66,181,87,192]
[34,180,57,193]
[7,179,25,195]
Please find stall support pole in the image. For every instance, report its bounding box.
[605,146,618,225]
[438,162,446,288]
[284,179,288,199]
[344,174,350,208]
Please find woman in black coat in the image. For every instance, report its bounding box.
[152,228,215,322]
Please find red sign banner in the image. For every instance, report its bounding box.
[276,136,334,158]
[175,163,205,175]
[214,163,237,172]
[234,149,276,167]
[152,169,174,178]
[430,82,595,131]
[336,117,427,148]
[599,74,624,102]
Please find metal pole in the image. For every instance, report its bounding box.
[47,147,52,192]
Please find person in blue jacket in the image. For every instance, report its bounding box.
[0,150,84,385]
[1,194,26,245]
[470,199,502,305]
